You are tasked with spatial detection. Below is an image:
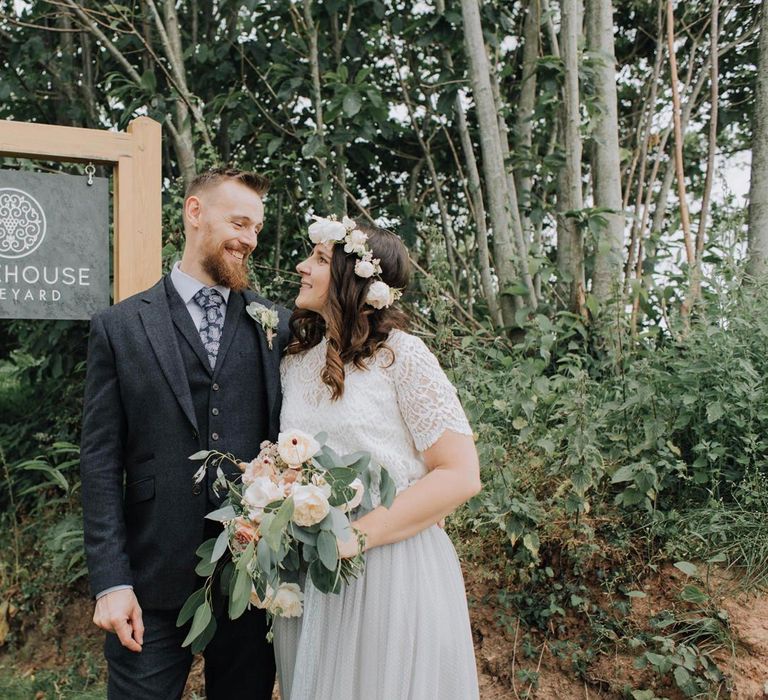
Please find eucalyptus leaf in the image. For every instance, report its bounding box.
[317,530,339,571]
[181,600,211,648]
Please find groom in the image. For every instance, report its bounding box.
[80,168,290,699]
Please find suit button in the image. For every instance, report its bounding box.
[192,430,198,440]
[212,383,220,391]
[192,484,202,496]
[212,432,219,441]
[211,408,219,416]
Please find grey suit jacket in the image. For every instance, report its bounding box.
[79,276,290,609]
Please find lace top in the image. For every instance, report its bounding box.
[279,330,473,500]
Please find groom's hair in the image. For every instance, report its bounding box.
[185,167,270,199]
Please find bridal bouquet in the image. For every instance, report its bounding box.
[177,430,396,651]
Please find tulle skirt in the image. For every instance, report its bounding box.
[273,525,479,700]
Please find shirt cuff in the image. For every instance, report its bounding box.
[96,585,134,600]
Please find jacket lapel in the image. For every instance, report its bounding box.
[244,292,282,435]
[138,278,199,431]
[212,291,243,380]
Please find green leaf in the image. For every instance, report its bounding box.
[317,530,339,571]
[706,401,724,423]
[176,587,205,627]
[342,91,362,117]
[267,136,283,156]
[181,600,212,647]
[211,528,229,563]
[379,466,396,508]
[680,584,708,604]
[626,590,647,598]
[189,450,211,461]
[205,505,236,522]
[257,536,273,573]
[611,464,636,484]
[674,561,698,577]
[228,566,252,620]
[673,665,691,687]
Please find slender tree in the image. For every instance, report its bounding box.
[747,0,768,280]
[586,0,624,303]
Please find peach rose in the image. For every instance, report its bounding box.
[269,583,304,618]
[277,430,321,468]
[243,476,283,523]
[291,483,330,527]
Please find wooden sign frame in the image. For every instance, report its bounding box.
[0,117,161,302]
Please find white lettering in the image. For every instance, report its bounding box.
[24,290,33,301]
[4,266,18,284]
[12,288,19,301]
[0,288,5,300]
[43,267,59,284]
[22,266,39,284]
[39,289,47,301]
[62,268,76,285]
[79,268,90,286]
[52,289,61,301]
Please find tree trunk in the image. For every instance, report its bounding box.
[747,1,768,280]
[461,0,536,322]
[558,0,586,316]
[586,0,625,303]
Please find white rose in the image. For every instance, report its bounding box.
[339,478,365,513]
[311,473,332,498]
[243,476,284,522]
[308,217,346,244]
[291,483,331,526]
[366,280,392,309]
[342,215,357,230]
[354,259,376,278]
[269,582,304,618]
[344,229,368,254]
[278,429,321,467]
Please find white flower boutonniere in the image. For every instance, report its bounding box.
[246,301,280,350]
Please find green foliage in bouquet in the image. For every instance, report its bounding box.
[177,431,396,652]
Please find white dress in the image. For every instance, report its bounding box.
[273,330,479,700]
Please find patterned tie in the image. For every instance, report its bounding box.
[193,287,225,369]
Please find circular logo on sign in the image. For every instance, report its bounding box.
[0,188,47,259]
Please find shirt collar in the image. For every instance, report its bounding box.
[171,262,231,305]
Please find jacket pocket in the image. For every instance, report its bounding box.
[125,476,155,505]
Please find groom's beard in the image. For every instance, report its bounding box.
[202,245,251,291]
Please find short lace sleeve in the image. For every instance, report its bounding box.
[387,331,473,452]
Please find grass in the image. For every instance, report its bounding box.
[0,663,106,700]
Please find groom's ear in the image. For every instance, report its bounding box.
[183,195,202,230]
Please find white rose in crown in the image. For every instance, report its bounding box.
[308,216,346,244]
[291,483,331,526]
[269,582,304,618]
[339,477,365,513]
[345,229,369,255]
[277,429,321,467]
[243,476,284,522]
[366,280,393,309]
[354,259,376,278]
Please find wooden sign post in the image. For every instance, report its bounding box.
[0,117,161,302]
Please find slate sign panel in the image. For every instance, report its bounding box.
[0,169,109,320]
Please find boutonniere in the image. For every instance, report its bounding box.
[246,301,279,350]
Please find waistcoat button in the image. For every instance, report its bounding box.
[212,383,220,391]
[192,484,202,496]
[211,408,219,416]
[212,432,219,441]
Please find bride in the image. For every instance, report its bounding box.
[274,216,481,699]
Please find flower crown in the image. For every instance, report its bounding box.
[307,215,403,309]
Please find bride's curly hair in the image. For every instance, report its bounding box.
[286,219,411,400]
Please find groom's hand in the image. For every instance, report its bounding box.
[93,589,144,653]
